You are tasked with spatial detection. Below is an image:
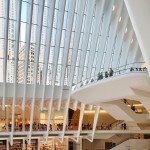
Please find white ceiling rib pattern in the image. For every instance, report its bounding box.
[0,0,144,144]
[0,0,142,91]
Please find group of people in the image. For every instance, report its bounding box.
[121,123,127,130]
[79,65,147,88]
[82,123,92,130]
[97,68,114,80]
[5,122,93,131]
[130,66,147,71]
[80,68,114,87]
[100,123,107,130]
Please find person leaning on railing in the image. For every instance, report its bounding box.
[97,72,103,80]
[109,68,113,76]
[105,71,109,78]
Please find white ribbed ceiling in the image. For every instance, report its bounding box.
[0,0,143,87]
[0,0,146,145]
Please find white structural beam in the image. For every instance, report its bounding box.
[77,0,96,83]
[86,0,105,79]
[45,0,66,143]
[95,0,114,76]
[41,0,56,110]
[10,0,22,145]
[69,0,86,86]
[112,15,129,69]
[76,103,85,143]
[104,1,123,71]
[61,91,71,142]
[28,0,45,144]
[119,29,134,67]
[2,0,10,111]
[86,106,100,142]
[57,0,76,111]
[124,0,150,75]
[60,0,86,142]
[22,0,34,111]
[6,106,9,132]
[91,106,100,142]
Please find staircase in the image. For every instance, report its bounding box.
[101,100,148,122]
[110,139,150,150]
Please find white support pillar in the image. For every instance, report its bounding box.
[91,106,100,142]
[52,138,55,150]
[45,0,67,143]
[61,90,72,143]
[124,0,150,75]
[29,0,45,144]
[22,0,33,111]
[10,0,22,145]
[37,138,40,150]
[3,0,10,111]
[66,137,69,150]
[41,0,56,110]
[79,137,82,150]
[22,138,25,150]
[6,106,9,132]
[57,0,77,111]
[7,139,9,150]
[22,109,25,131]
[76,103,85,143]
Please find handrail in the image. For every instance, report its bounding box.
[110,138,130,150]
[107,120,124,129]
[122,99,148,114]
[72,62,147,91]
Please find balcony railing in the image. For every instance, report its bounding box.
[72,62,147,91]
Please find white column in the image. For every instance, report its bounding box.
[6,106,9,131]
[79,137,82,150]
[3,0,9,111]
[37,138,40,150]
[91,106,100,142]
[124,0,150,75]
[22,109,25,131]
[7,139,9,150]
[52,138,55,150]
[76,103,85,143]
[22,139,25,150]
[51,107,55,130]
[66,137,68,150]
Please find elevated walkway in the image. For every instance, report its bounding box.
[71,71,150,105]
[1,129,150,140]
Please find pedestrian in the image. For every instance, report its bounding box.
[124,123,126,130]
[105,71,108,78]
[109,68,113,76]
